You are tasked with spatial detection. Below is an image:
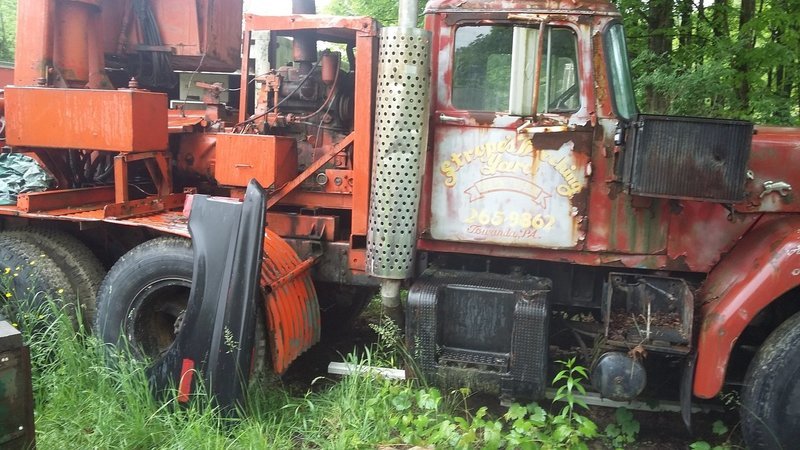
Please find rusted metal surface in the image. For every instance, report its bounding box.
[101,0,243,72]
[351,33,378,237]
[176,133,216,182]
[267,133,354,208]
[103,193,185,220]
[430,126,591,249]
[13,0,55,86]
[666,202,760,270]
[17,186,115,213]
[623,115,753,202]
[113,151,171,203]
[5,87,168,152]
[267,212,337,241]
[55,1,94,88]
[424,0,621,15]
[0,64,14,87]
[733,126,800,213]
[168,115,206,134]
[694,215,800,398]
[215,134,298,189]
[425,16,594,250]
[260,229,321,374]
[245,14,378,38]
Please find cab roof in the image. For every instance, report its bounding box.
[423,0,620,16]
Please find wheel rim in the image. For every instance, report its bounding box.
[125,277,191,361]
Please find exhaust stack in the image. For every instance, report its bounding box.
[365,0,431,325]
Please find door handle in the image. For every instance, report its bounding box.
[439,113,466,124]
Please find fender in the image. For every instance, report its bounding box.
[694,215,800,398]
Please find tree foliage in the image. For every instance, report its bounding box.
[615,0,800,124]
[0,0,16,62]
[328,0,800,125]
[325,0,402,26]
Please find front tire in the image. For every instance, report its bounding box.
[741,310,800,449]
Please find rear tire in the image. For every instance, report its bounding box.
[741,310,800,449]
[95,237,193,362]
[3,226,105,326]
[0,235,76,327]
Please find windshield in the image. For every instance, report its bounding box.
[604,23,637,120]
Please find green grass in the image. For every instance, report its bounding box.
[19,307,425,449]
[7,294,618,449]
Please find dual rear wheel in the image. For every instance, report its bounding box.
[0,226,104,328]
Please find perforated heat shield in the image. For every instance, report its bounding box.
[366,27,432,279]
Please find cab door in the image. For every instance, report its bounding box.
[428,22,592,249]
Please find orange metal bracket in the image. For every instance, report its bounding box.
[103,193,186,220]
[17,186,115,213]
[113,151,172,203]
[267,132,354,208]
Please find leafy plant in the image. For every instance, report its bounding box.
[689,419,735,450]
[604,407,640,449]
[552,357,589,418]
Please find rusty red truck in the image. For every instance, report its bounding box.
[0,0,797,447]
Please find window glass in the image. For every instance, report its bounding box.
[538,28,580,113]
[604,23,637,120]
[452,26,515,112]
[452,25,580,115]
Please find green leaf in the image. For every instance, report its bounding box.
[690,442,712,450]
[620,418,640,436]
[392,394,412,411]
[552,424,572,443]
[712,420,729,436]
[615,407,634,423]
[506,403,528,420]
[576,415,598,438]
[528,405,547,425]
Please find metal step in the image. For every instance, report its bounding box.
[439,348,509,372]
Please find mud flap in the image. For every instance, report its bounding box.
[149,180,266,415]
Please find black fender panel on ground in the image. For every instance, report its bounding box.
[149,180,266,414]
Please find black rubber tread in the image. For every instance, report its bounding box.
[0,235,77,326]
[94,236,193,359]
[741,310,800,450]
[2,227,105,326]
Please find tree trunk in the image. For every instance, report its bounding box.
[711,0,730,39]
[678,0,692,50]
[734,0,756,110]
[646,0,674,112]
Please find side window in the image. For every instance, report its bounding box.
[604,23,637,120]
[452,26,516,112]
[451,25,580,115]
[538,28,580,113]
